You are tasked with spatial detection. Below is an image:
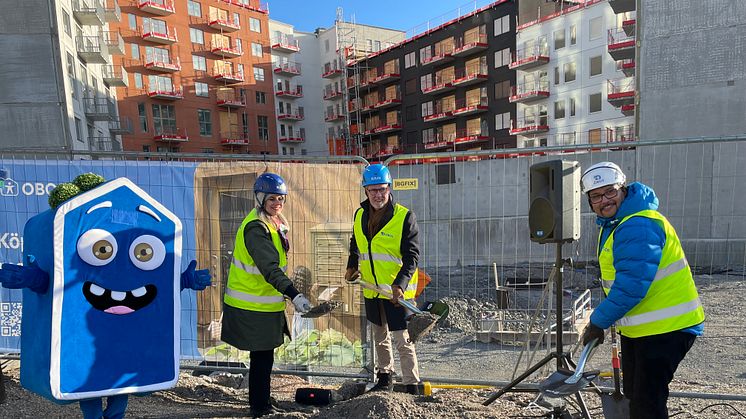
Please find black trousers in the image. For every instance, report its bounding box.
[621,331,696,419]
[249,349,274,410]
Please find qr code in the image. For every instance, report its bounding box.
[1,302,22,337]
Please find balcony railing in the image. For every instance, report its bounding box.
[214,71,245,83]
[270,36,300,53]
[278,133,306,143]
[76,35,108,64]
[73,0,105,26]
[277,110,304,121]
[208,13,240,32]
[108,116,133,134]
[102,64,128,87]
[83,96,115,121]
[453,65,488,87]
[553,125,636,146]
[618,59,635,77]
[452,97,489,116]
[607,28,635,61]
[138,0,175,16]
[509,116,549,136]
[141,25,177,44]
[220,131,249,146]
[89,136,122,151]
[423,109,454,123]
[453,33,488,57]
[275,85,303,98]
[216,93,246,108]
[273,62,301,76]
[422,78,456,95]
[154,127,188,142]
[366,144,402,159]
[324,111,345,122]
[102,31,125,55]
[321,66,344,78]
[509,80,550,103]
[420,46,454,67]
[364,120,402,135]
[510,45,549,70]
[323,89,344,100]
[147,86,184,99]
[104,0,121,22]
[145,56,181,72]
[217,0,268,14]
[373,96,402,110]
[453,127,490,145]
[211,42,243,58]
[607,78,635,106]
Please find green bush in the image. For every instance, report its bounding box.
[48,183,81,209]
[73,173,106,192]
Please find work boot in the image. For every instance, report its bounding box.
[405,383,421,395]
[369,372,394,392]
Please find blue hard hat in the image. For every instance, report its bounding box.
[362,164,392,187]
[254,173,288,195]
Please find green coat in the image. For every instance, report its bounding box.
[221,219,296,351]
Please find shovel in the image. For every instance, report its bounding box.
[539,339,600,398]
[600,325,630,418]
[301,300,342,318]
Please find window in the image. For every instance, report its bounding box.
[494,80,510,99]
[405,105,418,121]
[494,48,511,68]
[187,0,201,17]
[435,164,456,185]
[554,100,565,120]
[256,91,266,104]
[74,117,83,142]
[251,42,263,57]
[137,102,147,132]
[195,82,208,97]
[131,43,140,60]
[134,72,143,88]
[554,66,560,85]
[128,14,137,30]
[281,146,287,155]
[564,62,576,82]
[554,29,565,50]
[495,112,510,130]
[589,92,602,113]
[62,10,71,37]
[142,145,150,152]
[569,97,576,117]
[193,55,206,71]
[374,40,381,52]
[404,51,416,69]
[570,25,577,45]
[589,55,602,77]
[325,39,330,52]
[152,104,176,135]
[189,28,204,44]
[257,115,269,141]
[405,78,416,95]
[494,15,510,36]
[197,109,211,135]
[589,16,603,40]
[420,74,432,91]
[253,66,264,82]
[66,53,75,98]
[249,17,261,32]
[242,113,249,139]
[421,101,433,117]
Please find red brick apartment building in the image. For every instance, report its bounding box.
[109,0,276,154]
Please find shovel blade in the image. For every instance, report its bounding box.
[601,392,630,419]
[538,369,599,398]
[301,301,342,318]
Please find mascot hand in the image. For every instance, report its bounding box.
[0,255,49,294]
[180,260,212,291]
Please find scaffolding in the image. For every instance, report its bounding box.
[335,7,369,156]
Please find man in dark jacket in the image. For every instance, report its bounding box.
[345,164,421,395]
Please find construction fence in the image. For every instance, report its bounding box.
[0,135,744,396]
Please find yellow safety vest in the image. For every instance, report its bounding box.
[224,209,287,312]
[353,203,418,300]
[598,209,705,338]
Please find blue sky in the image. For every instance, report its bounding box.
[267,0,497,35]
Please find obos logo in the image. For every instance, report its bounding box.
[592,174,604,185]
[0,169,55,197]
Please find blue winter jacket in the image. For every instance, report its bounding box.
[589,182,703,336]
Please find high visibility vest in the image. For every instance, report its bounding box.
[224,209,287,312]
[598,209,705,337]
[353,203,418,300]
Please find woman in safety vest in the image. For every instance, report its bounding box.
[221,173,312,418]
[579,161,705,419]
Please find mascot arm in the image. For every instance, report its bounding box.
[0,255,49,294]
[180,260,211,291]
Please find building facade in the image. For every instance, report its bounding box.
[0,0,125,152]
[109,0,277,154]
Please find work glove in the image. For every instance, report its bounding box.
[344,268,360,283]
[581,322,605,347]
[0,255,49,294]
[180,260,212,291]
[391,285,404,306]
[292,293,312,314]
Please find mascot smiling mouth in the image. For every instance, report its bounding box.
[82,281,158,314]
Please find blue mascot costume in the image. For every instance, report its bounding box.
[0,174,211,418]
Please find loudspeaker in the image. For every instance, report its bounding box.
[529,160,581,243]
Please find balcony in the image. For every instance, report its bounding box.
[509,80,550,103]
[101,64,128,87]
[89,136,121,152]
[275,85,303,98]
[423,139,451,150]
[509,116,549,136]
[83,97,115,121]
[622,19,636,37]
[76,35,108,64]
[278,134,306,143]
[608,28,635,61]
[452,66,488,87]
[73,0,105,26]
[368,72,400,85]
[108,116,133,134]
[423,111,454,123]
[452,98,489,117]
[102,31,125,55]
[216,93,246,108]
[141,26,177,45]
[454,128,490,145]
[509,45,549,71]
[453,33,488,57]
[621,104,635,116]
[273,62,301,76]
[211,43,243,58]
[421,50,454,67]
[277,111,304,121]
[208,15,240,32]
[607,78,635,106]
[145,57,181,72]
[323,89,344,100]
[369,123,401,135]
[270,37,300,53]
[422,80,456,95]
[214,71,244,84]
[154,128,188,142]
[217,0,269,14]
[220,131,249,146]
[619,59,635,77]
[324,112,345,122]
[368,145,402,159]
[609,0,635,14]
[104,0,121,22]
[138,0,175,16]
[321,67,344,78]
[373,97,402,110]
[147,86,183,100]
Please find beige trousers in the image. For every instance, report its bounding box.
[370,307,420,385]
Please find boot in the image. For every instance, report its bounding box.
[369,372,394,392]
[405,384,421,395]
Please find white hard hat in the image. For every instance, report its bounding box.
[580,162,626,193]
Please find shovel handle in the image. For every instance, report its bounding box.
[565,338,597,384]
[349,279,423,314]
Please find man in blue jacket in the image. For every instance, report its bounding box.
[579,161,705,419]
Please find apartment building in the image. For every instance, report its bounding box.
[0,0,126,151]
[511,0,635,148]
[338,1,517,160]
[109,0,276,154]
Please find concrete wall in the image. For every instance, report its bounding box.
[387,142,746,267]
[639,0,746,140]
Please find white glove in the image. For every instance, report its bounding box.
[292,294,311,314]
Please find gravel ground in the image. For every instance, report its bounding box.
[2,268,745,418]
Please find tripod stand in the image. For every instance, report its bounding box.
[483,242,591,419]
